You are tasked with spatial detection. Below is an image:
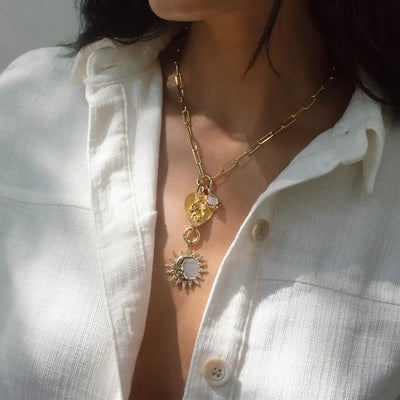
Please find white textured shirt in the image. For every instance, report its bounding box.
[0,25,399,400]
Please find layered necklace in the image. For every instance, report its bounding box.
[163,25,336,290]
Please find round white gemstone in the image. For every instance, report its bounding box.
[182,257,199,280]
[207,193,219,207]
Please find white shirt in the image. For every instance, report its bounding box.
[0,24,399,400]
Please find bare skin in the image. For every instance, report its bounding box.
[129,1,355,399]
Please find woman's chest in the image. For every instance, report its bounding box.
[127,115,281,398]
[128,165,265,400]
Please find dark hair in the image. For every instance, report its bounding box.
[68,0,400,110]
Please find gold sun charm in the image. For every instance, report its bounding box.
[164,249,206,289]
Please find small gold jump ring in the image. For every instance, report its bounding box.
[183,226,201,245]
[196,174,213,189]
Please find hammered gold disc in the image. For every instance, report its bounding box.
[185,192,214,226]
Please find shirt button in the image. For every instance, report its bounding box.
[202,359,231,387]
[251,219,270,243]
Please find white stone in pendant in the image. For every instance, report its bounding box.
[206,192,220,209]
[182,257,199,280]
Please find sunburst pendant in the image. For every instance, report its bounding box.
[164,249,207,289]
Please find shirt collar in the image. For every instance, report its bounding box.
[330,87,393,193]
[71,25,393,195]
[71,23,182,86]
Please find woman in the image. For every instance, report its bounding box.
[0,0,399,399]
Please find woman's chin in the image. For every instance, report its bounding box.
[148,0,244,22]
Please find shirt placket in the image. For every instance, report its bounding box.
[84,53,153,400]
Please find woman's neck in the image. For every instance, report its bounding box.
[175,1,335,134]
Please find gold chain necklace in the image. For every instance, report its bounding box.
[164,26,336,290]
